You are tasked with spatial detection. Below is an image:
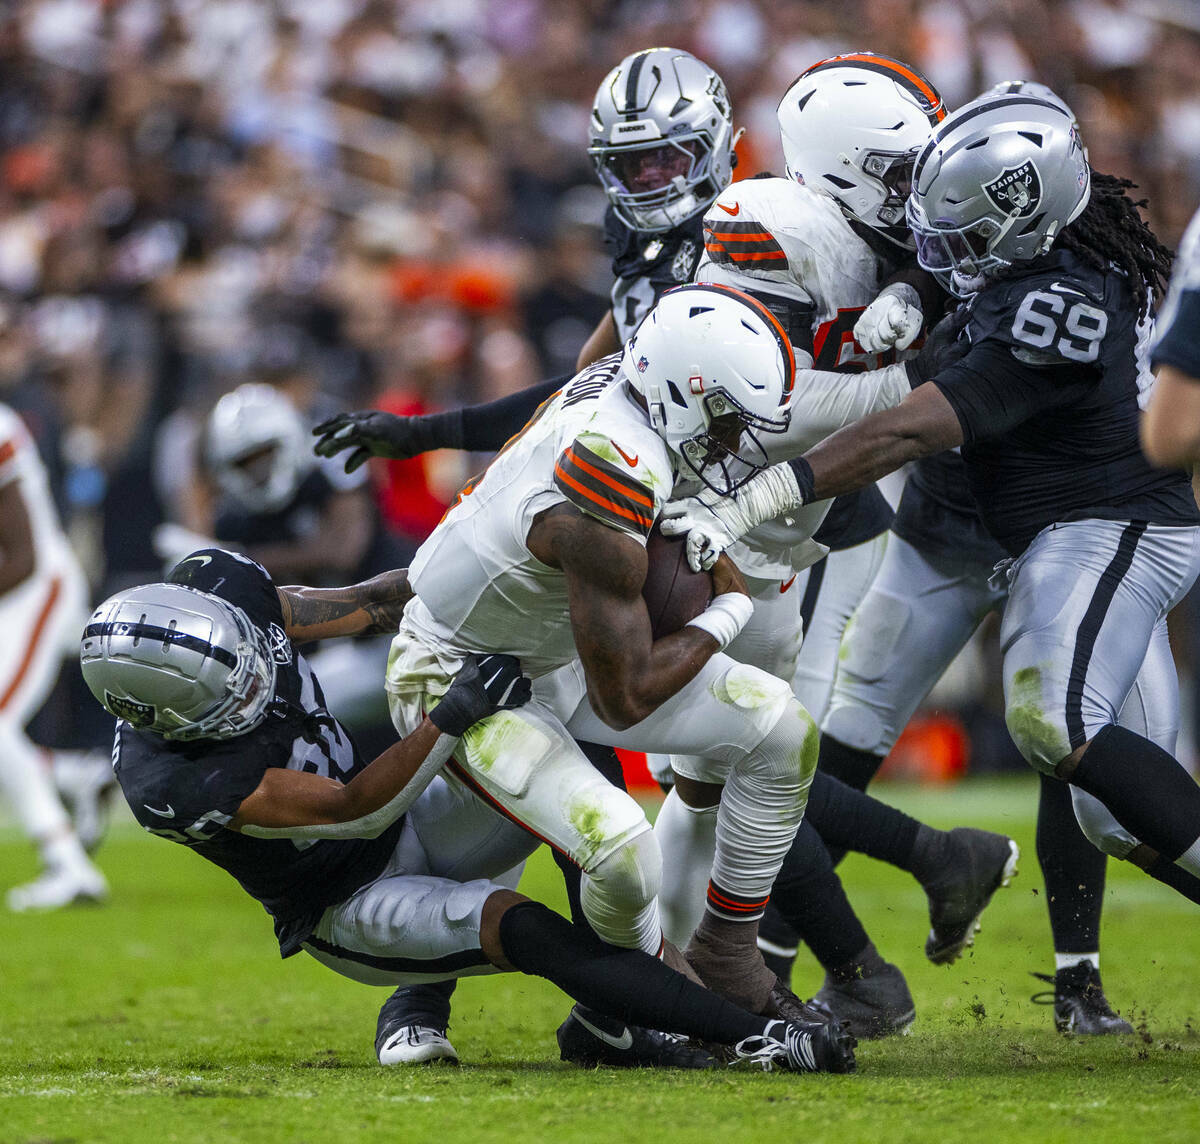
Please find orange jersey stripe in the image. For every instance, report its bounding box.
[722,249,788,262]
[563,446,654,508]
[554,462,654,530]
[0,440,15,466]
[705,230,777,243]
[0,575,60,711]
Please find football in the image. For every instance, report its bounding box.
[642,520,713,638]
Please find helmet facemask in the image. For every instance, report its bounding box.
[677,399,789,497]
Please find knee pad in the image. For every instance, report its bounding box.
[1005,669,1072,774]
[745,697,820,794]
[581,828,662,914]
[821,701,892,756]
[1071,787,1139,859]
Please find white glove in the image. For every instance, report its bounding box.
[854,282,923,353]
[660,464,804,572]
[152,523,221,569]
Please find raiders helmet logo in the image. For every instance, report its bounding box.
[984,160,1042,218]
[672,239,698,282]
[106,692,155,727]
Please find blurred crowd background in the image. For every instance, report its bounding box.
[5,0,1200,774]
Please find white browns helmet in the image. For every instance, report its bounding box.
[622,283,794,494]
[777,52,945,249]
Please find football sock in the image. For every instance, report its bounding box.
[767,818,871,971]
[707,700,814,922]
[756,900,800,980]
[653,788,718,946]
[1055,952,1099,973]
[804,768,921,874]
[0,723,79,860]
[499,901,767,1045]
[1036,773,1105,953]
[377,981,457,1033]
[553,741,627,927]
[1129,845,1200,905]
[817,734,887,791]
[1068,726,1200,872]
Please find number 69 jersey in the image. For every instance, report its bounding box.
[932,247,1200,556]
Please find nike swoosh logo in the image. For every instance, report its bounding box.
[1047,282,1086,297]
[178,554,212,568]
[780,575,797,593]
[718,201,740,217]
[144,803,175,818]
[612,442,639,468]
[573,1011,634,1051]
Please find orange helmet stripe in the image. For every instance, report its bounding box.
[801,52,945,122]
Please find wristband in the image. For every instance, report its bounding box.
[686,592,755,651]
[786,456,816,505]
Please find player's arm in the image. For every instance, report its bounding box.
[0,475,35,595]
[231,655,530,839]
[577,310,621,370]
[277,567,413,643]
[528,503,748,730]
[1141,365,1200,469]
[312,377,566,473]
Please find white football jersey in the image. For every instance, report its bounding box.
[0,404,76,578]
[693,177,910,577]
[405,356,674,678]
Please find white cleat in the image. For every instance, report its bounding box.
[377,1025,459,1066]
[6,862,109,912]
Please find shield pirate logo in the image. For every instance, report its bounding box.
[984,160,1042,217]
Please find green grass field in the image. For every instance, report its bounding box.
[2,775,1197,1144]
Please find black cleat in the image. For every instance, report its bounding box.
[731,1017,857,1074]
[923,829,1019,964]
[763,978,835,1026]
[814,959,916,1039]
[1031,961,1134,1035]
[556,1004,719,1069]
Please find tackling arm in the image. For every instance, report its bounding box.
[276,567,412,643]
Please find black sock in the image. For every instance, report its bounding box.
[1142,852,1200,905]
[551,741,627,927]
[377,980,457,1035]
[768,818,871,971]
[498,901,767,1045]
[1036,773,1105,952]
[805,769,922,872]
[1070,725,1200,861]
[818,734,886,790]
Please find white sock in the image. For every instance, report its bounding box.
[653,787,718,946]
[708,700,815,918]
[1055,952,1099,972]
[1175,834,1200,879]
[0,722,80,857]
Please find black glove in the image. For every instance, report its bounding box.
[427,654,532,737]
[312,410,461,473]
[904,307,971,387]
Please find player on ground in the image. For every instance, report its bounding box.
[663,91,1200,909]
[80,548,851,1073]
[0,402,107,911]
[1142,204,1200,465]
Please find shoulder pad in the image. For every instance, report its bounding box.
[554,430,665,540]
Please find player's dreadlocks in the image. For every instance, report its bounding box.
[1056,171,1173,320]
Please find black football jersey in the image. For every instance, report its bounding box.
[892,451,1007,566]
[931,249,1200,556]
[112,548,402,956]
[604,205,704,340]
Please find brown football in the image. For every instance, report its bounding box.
[642,521,714,638]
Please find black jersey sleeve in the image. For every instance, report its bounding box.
[932,339,1090,444]
[458,375,567,451]
[166,548,284,632]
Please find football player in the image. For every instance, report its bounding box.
[664,92,1200,913]
[318,53,1022,1046]
[1142,204,1200,466]
[0,401,108,911]
[80,549,848,1074]
[810,83,1141,1034]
